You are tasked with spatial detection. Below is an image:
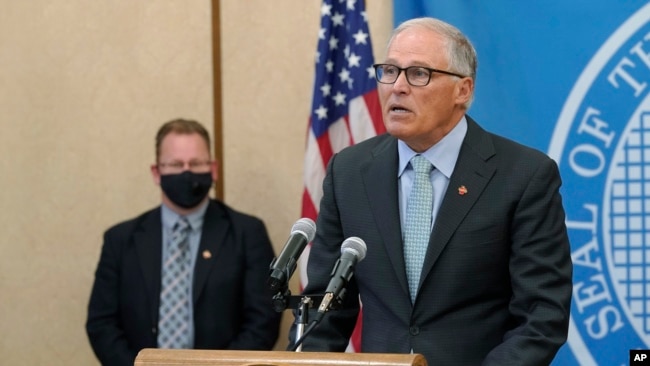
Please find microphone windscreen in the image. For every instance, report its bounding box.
[291,218,316,242]
[341,236,367,261]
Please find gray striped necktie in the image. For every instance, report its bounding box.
[158,217,192,348]
[403,155,434,304]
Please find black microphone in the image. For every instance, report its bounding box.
[268,218,317,293]
[316,236,367,319]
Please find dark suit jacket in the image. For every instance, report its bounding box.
[87,199,281,366]
[297,117,572,365]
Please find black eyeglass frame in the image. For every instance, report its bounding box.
[372,63,467,86]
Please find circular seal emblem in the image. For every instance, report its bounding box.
[550,3,650,364]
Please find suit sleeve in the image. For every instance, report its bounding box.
[86,230,136,366]
[290,154,360,351]
[226,218,281,350]
[483,157,572,365]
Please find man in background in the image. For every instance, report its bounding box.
[87,118,281,366]
[295,17,572,365]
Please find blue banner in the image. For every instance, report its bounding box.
[394,2,650,365]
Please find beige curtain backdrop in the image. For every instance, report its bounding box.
[0,1,392,364]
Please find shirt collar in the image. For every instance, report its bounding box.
[161,200,209,232]
[397,116,468,179]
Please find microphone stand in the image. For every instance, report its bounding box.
[293,296,313,352]
[271,288,323,352]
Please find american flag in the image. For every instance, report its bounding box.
[299,0,385,352]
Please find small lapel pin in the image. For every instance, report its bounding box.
[202,250,212,259]
[458,185,468,195]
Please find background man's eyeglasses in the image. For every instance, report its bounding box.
[157,161,212,174]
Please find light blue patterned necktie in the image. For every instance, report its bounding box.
[158,217,192,348]
[403,155,434,304]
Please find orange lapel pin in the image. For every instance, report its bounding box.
[458,185,468,195]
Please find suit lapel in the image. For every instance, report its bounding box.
[419,118,497,286]
[362,136,410,297]
[193,200,229,303]
[133,208,163,324]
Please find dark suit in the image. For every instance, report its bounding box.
[87,199,281,366]
[298,117,572,365]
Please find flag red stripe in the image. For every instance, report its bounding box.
[363,90,385,135]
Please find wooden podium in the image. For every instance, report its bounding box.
[134,349,428,366]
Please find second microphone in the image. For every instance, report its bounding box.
[267,218,317,293]
[316,236,367,319]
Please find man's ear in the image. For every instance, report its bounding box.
[456,77,474,105]
[151,164,161,185]
[211,160,219,182]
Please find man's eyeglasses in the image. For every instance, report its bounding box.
[373,64,466,87]
[157,160,212,174]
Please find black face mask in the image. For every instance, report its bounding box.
[160,171,213,209]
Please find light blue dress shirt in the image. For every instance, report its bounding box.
[397,116,467,235]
